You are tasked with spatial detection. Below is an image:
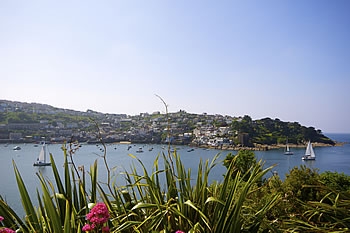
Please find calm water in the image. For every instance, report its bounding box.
[1,133,349,216]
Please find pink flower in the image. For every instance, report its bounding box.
[86,203,109,224]
[102,226,110,232]
[0,216,16,233]
[175,231,185,233]
[0,228,16,233]
[82,224,93,231]
[82,203,110,232]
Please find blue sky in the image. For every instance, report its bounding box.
[1,1,349,133]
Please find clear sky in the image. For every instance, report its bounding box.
[1,1,349,133]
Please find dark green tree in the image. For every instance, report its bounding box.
[224,149,259,181]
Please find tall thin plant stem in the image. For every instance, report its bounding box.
[155,94,175,173]
[93,120,114,195]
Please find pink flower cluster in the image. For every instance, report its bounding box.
[82,203,110,232]
[0,216,15,233]
[0,229,15,233]
[175,231,185,233]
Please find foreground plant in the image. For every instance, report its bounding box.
[0,141,97,233]
[106,149,279,233]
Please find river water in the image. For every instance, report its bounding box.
[1,133,349,216]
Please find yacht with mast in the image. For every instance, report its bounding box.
[33,142,51,166]
[284,139,293,155]
[302,141,316,160]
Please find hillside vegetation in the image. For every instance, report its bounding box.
[231,115,335,146]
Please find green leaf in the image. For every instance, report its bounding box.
[13,160,42,232]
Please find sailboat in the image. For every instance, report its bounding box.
[302,141,316,160]
[284,139,293,155]
[33,143,51,166]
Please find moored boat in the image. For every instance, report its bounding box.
[136,147,143,153]
[33,143,51,166]
[284,139,293,155]
[302,141,316,160]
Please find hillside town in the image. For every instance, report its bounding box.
[0,100,334,149]
[0,100,240,147]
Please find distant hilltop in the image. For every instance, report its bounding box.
[0,99,335,148]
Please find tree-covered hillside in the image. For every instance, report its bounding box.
[0,111,94,125]
[231,115,334,146]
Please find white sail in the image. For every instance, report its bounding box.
[302,141,316,160]
[305,141,315,157]
[309,142,316,158]
[284,139,293,155]
[38,145,46,162]
[286,144,290,152]
[33,143,51,166]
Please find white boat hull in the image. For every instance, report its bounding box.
[302,156,315,161]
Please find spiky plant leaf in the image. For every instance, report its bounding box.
[12,161,42,232]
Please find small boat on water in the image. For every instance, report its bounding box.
[302,141,316,161]
[136,147,144,153]
[33,143,51,166]
[284,139,293,155]
[13,146,21,151]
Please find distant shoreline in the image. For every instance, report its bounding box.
[191,142,345,151]
[1,140,345,152]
